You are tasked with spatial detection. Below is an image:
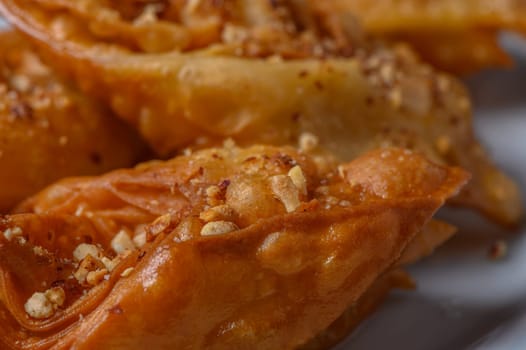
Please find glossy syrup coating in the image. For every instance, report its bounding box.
[0,145,468,349]
[0,30,147,211]
[0,0,519,226]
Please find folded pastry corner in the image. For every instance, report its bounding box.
[0,145,468,349]
[302,219,456,350]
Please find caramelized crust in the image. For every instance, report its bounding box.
[0,30,147,211]
[0,0,519,226]
[18,0,359,58]
[0,145,468,349]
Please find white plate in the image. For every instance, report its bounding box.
[339,33,526,350]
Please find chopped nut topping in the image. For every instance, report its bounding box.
[101,256,119,272]
[223,138,236,149]
[200,204,236,222]
[86,268,109,286]
[222,24,249,44]
[11,74,30,92]
[379,63,395,84]
[25,287,65,319]
[74,255,104,284]
[25,292,53,319]
[315,186,330,196]
[388,88,402,109]
[206,180,231,205]
[206,185,221,197]
[298,132,319,153]
[73,243,101,261]
[339,200,351,207]
[111,230,135,254]
[133,231,147,248]
[148,214,172,236]
[288,165,307,196]
[120,267,134,278]
[200,221,239,236]
[44,287,65,308]
[269,175,301,213]
[33,246,49,257]
[337,165,346,179]
[3,226,23,241]
[133,3,162,25]
[74,204,86,217]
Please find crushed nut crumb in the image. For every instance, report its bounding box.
[288,165,307,196]
[74,255,104,284]
[337,165,346,179]
[148,214,172,236]
[222,24,249,44]
[25,293,53,319]
[206,181,229,206]
[270,174,301,213]
[339,200,351,207]
[223,138,236,149]
[86,268,109,286]
[44,287,65,309]
[298,132,319,153]
[111,230,135,254]
[388,88,402,109]
[73,243,101,261]
[101,256,119,272]
[3,226,23,241]
[200,204,236,222]
[25,287,65,319]
[133,3,164,25]
[120,267,134,278]
[200,221,239,236]
[33,245,49,257]
[133,231,147,248]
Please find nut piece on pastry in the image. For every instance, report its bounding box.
[0,30,147,212]
[0,0,519,226]
[328,0,526,74]
[0,145,468,349]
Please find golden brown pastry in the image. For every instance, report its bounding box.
[303,219,456,350]
[0,145,468,349]
[329,0,526,74]
[302,269,415,350]
[0,0,520,226]
[0,30,147,212]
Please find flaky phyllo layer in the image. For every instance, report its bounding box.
[329,0,526,74]
[0,145,468,349]
[0,0,520,226]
